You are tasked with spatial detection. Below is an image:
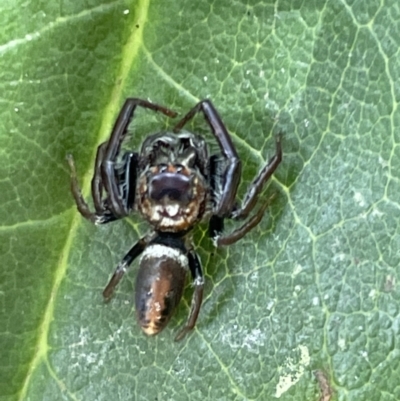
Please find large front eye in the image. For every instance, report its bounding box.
[149,173,191,202]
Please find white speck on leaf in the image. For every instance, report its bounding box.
[293,263,302,275]
[333,252,346,262]
[353,191,366,207]
[338,338,346,350]
[371,207,383,217]
[378,156,388,168]
[275,345,310,397]
[242,328,265,351]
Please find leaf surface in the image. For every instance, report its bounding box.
[1,0,399,400]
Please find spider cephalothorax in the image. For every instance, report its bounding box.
[67,98,282,341]
[136,132,209,232]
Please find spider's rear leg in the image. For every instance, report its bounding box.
[103,235,151,301]
[175,250,204,341]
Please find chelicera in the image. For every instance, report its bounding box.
[67,98,282,341]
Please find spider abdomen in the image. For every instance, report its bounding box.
[135,244,188,335]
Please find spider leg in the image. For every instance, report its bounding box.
[175,250,204,341]
[91,142,107,214]
[85,142,119,223]
[216,194,276,246]
[120,152,139,211]
[215,136,281,246]
[173,100,241,217]
[103,235,152,301]
[207,154,225,238]
[101,98,177,218]
[232,135,282,220]
[67,154,102,223]
[208,215,225,240]
[69,98,177,223]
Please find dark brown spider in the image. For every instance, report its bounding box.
[67,98,282,341]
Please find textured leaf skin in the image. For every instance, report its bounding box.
[1,1,399,400]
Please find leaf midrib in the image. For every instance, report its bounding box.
[17,1,151,399]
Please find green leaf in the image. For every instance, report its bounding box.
[1,0,399,400]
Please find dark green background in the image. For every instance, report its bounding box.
[1,0,399,400]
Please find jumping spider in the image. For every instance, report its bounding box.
[67,98,282,341]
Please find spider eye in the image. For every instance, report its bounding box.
[158,163,168,173]
[175,164,184,173]
[149,174,191,202]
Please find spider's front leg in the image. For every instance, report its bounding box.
[173,99,242,216]
[172,99,244,240]
[67,98,177,224]
[67,153,100,223]
[101,99,177,219]
[67,146,138,224]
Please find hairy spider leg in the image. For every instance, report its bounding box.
[175,250,204,341]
